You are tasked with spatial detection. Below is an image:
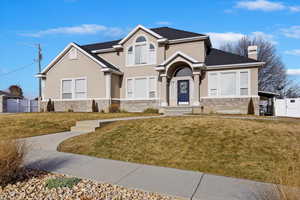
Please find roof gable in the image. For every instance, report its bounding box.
[118,25,163,45]
[41,43,121,74]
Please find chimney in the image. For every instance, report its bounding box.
[248,46,258,60]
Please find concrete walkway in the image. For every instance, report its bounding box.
[23,116,274,200]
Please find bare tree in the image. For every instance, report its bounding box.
[8,85,23,98]
[220,36,300,98]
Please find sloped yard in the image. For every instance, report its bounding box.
[59,116,300,183]
[0,112,156,140]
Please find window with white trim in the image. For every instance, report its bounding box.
[126,36,156,66]
[75,78,87,99]
[149,77,156,98]
[220,72,236,96]
[127,79,133,98]
[208,73,218,96]
[62,80,72,99]
[126,77,157,99]
[208,70,250,97]
[149,43,156,64]
[240,71,249,96]
[61,78,87,99]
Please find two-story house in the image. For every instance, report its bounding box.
[37,25,264,114]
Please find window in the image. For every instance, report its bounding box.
[61,78,87,99]
[149,44,156,64]
[149,77,156,98]
[136,36,146,43]
[135,78,148,98]
[127,46,134,65]
[126,77,156,99]
[75,79,87,99]
[208,70,250,97]
[135,44,147,64]
[127,79,133,98]
[68,48,78,60]
[126,35,156,66]
[208,73,218,96]
[220,72,236,96]
[174,67,192,77]
[240,71,249,96]
[62,80,72,99]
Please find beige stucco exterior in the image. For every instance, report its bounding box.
[44,47,106,100]
[40,26,262,114]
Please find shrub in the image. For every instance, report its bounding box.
[143,108,159,114]
[248,98,255,115]
[109,104,120,113]
[45,177,81,189]
[92,100,99,112]
[0,139,26,186]
[67,108,74,112]
[51,101,55,112]
[46,99,52,112]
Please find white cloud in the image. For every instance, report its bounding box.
[207,31,276,47]
[236,0,285,11]
[20,24,126,37]
[206,32,245,48]
[281,26,300,39]
[285,49,300,56]
[155,21,172,26]
[235,0,300,12]
[287,69,300,76]
[289,6,300,12]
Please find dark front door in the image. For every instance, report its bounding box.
[177,80,189,104]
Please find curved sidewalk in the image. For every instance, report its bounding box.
[23,115,273,200]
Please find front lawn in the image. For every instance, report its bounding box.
[59,116,300,183]
[0,112,156,140]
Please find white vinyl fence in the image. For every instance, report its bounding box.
[6,99,38,113]
[275,98,300,118]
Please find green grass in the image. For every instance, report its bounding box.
[59,116,300,183]
[45,177,81,189]
[0,112,157,140]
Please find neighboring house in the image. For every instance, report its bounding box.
[37,25,264,114]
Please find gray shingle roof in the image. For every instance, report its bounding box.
[81,27,207,51]
[205,48,260,66]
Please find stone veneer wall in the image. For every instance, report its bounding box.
[193,97,260,115]
[120,100,159,112]
[40,99,110,112]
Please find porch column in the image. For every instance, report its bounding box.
[193,73,200,106]
[161,75,168,107]
[105,72,112,100]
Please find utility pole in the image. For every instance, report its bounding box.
[36,44,42,98]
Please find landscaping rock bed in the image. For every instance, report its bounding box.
[0,169,180,200]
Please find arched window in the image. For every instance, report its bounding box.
[136,36,146,43]
[126,36,157,66]
[134,36,147,64]
[174,67,192,77]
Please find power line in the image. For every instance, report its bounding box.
[0,62,35,77]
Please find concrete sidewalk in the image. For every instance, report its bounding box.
[23,116,274,200]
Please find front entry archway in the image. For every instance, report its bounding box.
[168,65,194,106]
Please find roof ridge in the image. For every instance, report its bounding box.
[151,26,206,36]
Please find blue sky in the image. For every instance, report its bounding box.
[1,0,300,97]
